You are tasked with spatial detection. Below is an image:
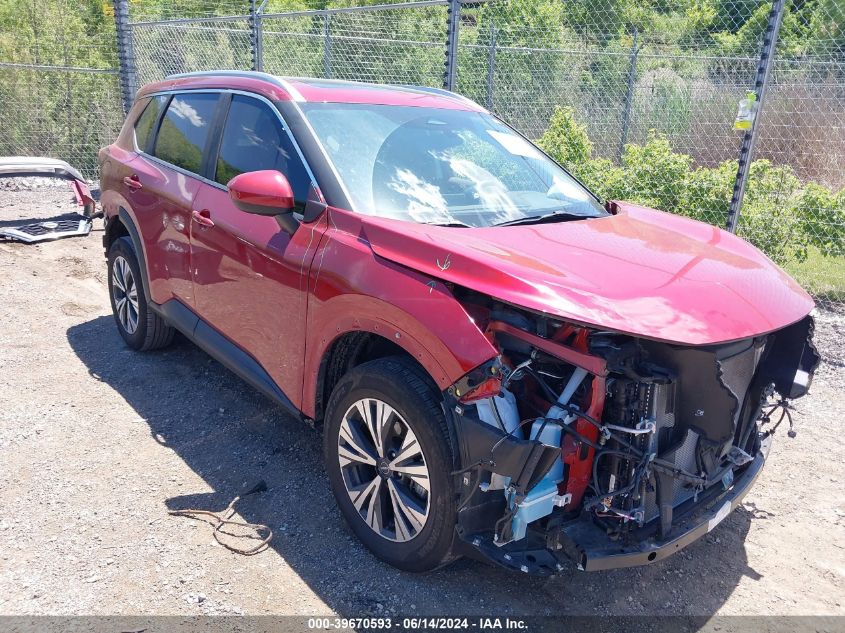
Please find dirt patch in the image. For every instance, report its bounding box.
[57,255,95,280]
[60,301,99,317]
[0,181,842,617]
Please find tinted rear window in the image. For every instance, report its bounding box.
[153,93,219,175]
[134,95,167,151]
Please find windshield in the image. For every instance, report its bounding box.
[300,103,607,227]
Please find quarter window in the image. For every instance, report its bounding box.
[152,93,219,175]
[214,95,311,206]
[134,95,167,152]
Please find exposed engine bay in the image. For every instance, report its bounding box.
[446,290,820,574]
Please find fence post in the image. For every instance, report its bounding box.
[726,0,785,234]
[249,0,264,72]
[324,14,332,78]
[485,22,497,110]
[443,0,461,91]
[617,27,638,163]
[113,0,137,114]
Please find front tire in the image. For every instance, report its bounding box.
[323,357,458,572]
[107,236,174,351]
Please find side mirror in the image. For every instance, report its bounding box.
[227,170,299,233]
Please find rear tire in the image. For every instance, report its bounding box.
[107,236,174,351]
[323,357,458,572]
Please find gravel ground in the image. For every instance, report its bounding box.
[0,179,843,617]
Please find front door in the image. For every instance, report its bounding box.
[189,93,325,407]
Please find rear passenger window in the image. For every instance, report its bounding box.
[153,93,219,175]
[134,95,167,151]
[214,95,311,205]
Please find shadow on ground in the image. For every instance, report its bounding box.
[67,315,763,617]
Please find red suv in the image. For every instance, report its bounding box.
[99,72,819,575]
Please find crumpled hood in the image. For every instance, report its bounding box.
[358,202,815,346]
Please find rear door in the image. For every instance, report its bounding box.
[127,91,220,306]
[189,92,326,406]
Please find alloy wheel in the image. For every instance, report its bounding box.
[337,398,431,542]
[112,255,139,335]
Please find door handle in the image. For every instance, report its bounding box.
[191,209,215,228]
[123,174,142,190]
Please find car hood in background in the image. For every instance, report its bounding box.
[358,202,815,346]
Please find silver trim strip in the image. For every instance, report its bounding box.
[162,71,304,101]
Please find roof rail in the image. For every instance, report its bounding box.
[157,73,478,108]
[165,69,273,82]
[161,70,304,101]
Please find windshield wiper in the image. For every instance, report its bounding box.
[492,211,592,227]
[423,221,473,228]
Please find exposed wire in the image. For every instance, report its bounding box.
[168,482,272,556]
[585,449,650,511]
[561,404,644,454]
[760,397,796,438]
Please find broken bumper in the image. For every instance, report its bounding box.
[554,434,770,572]
[0,156,97,218]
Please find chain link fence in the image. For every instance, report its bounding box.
[0,0,124,178]
[131,2,449,88]
[0,0,842,311]
[132,17,253,83]
[756,34,845,305]
[0,64,123,177]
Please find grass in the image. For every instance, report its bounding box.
[784,247,845,306]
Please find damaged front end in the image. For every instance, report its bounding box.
[446,296,820,575]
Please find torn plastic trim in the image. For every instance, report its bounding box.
[452,412,560,501]
[448,357,504,403]
[755,313,820,400]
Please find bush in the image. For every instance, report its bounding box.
[536,110,845,267]
[737,160,807,265]
[536,106,593,169]
[795,182,845,258]
[678,160,735,225]
[575,157,628,202]
[619,130,692,214]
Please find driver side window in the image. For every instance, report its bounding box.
[214,95,311,208]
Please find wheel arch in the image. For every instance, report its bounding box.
[313,330,439,425]
[303,295,497,422]
[104,207,151,303]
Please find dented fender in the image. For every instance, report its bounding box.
[301,206,498,418]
